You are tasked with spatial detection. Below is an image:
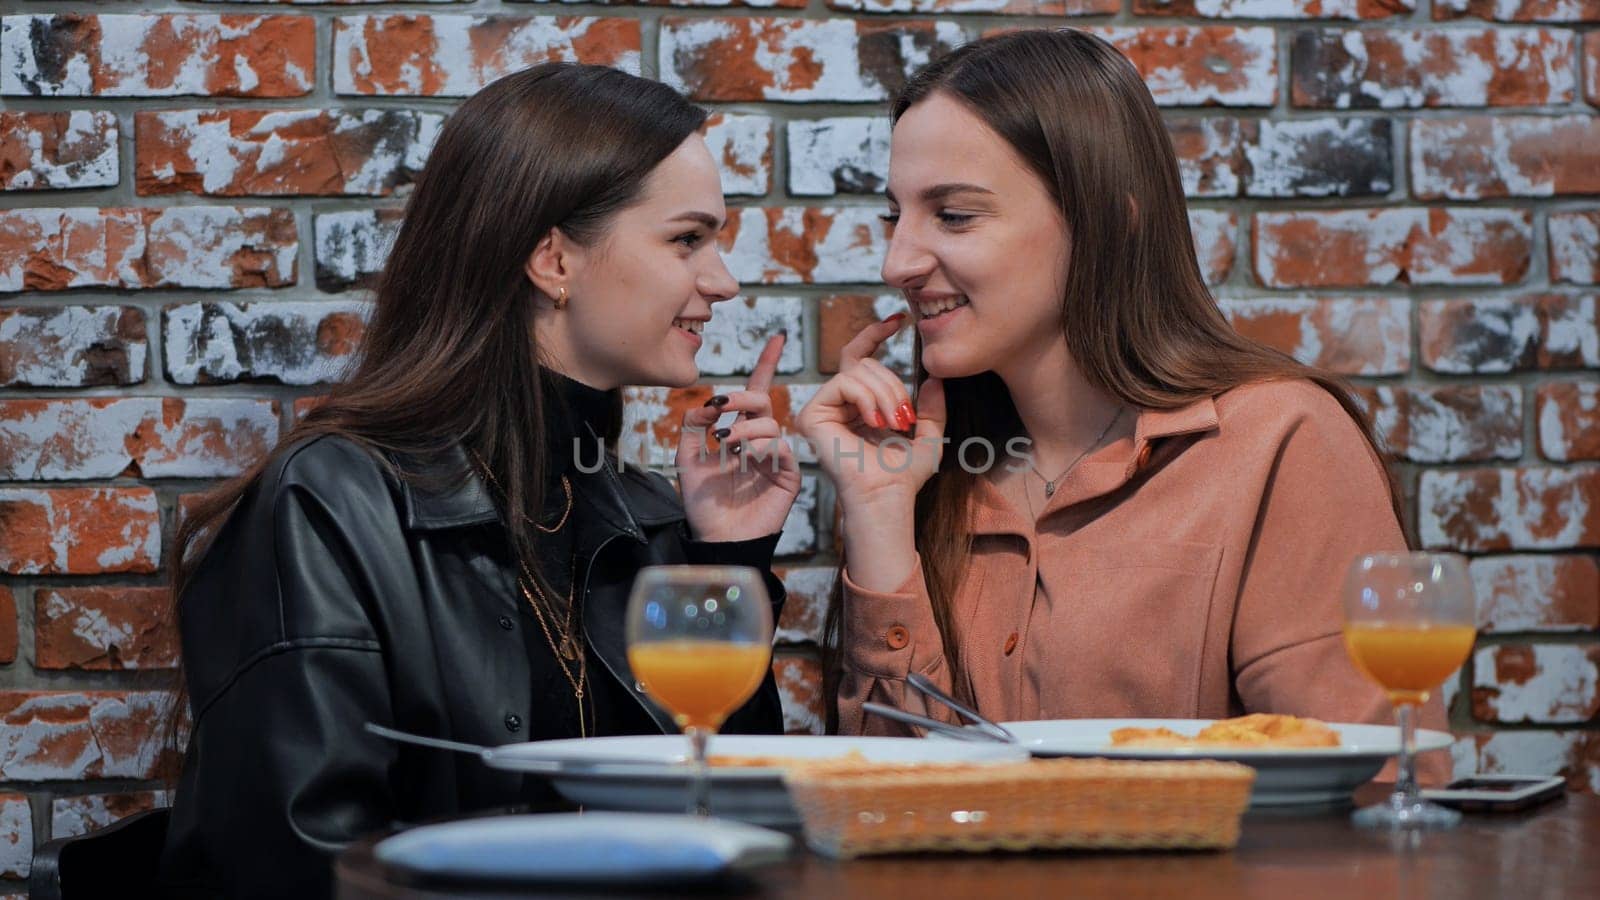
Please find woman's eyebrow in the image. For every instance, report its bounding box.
[884,184,996,206]
[669,211,723,229]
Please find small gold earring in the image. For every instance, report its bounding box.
[555,287,569,310]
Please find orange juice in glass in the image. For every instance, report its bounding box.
[625,566,773,816]
[1343,552,1476,831]
[1343,622,1478,707]
[628,640,771,733]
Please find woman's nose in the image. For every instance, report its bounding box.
[881,224,934,289]
[703,250,740,302]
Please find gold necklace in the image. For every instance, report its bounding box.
[467,449,572,534]
[516,555,589,738]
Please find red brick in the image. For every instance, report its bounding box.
[0,488,160,575]
[1588,33,1600,105]
[695,296,804,378]
[0,587,15,665]
[35,587,176,671]
[1419,295,1598,373]
[163,301,370,385]
[0,207,297,292]
[1434,0,1600,20]
[1470,555,1600,632]
[1550,210,1600,284]
[1168,117,1395,199]
[1085,27,1277,107]
[314,209,404,292]
[1419,466,1600,551]
[1253,208,1532,288]
[834,0,1116,12]
[333,15,642,97]
[0,793,29,879]
[1539,381,1600,461]
[0,690,177,780]
[135,109,441,197]
[1476,731,1600,792]
[774,565,835,645]
[1357,384,1523,463]
[1291,27,1576,108]
[787,117,890,197]
[1189,210,1236,284]
[0,306,146,388]
[1167,117,1245,198]
[720,207,889,284]
[663,17,962,102]
[1472,644,1600,723]
[704,113,773,197]
[0,14,315,97]
[774,654,824,735]
[818,294,916,376]
[0,111,117,191]
[1221,297,1410,375]
[0,398,278,480]
[51,790,171,840]
[1411,117,1600,199]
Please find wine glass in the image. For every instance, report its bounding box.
[1342,551,1477,830]
[625,565,774,817]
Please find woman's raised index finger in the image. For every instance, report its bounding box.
[744,332,786,394]
[840,313,907,365]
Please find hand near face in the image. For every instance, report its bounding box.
[677,334,802,543]
[796,316,947,518]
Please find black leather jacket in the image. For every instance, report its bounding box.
[158,433,786,898]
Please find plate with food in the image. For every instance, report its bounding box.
[483,735,1030,827]
[999,714,1455,807]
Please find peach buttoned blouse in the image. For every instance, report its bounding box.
[838,380,1450,780]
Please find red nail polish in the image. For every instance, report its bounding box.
[870,411,888,429]
[896,403,917,428]
[883,313,907,324]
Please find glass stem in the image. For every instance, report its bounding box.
[1392,701,1418,807]
[687,726,712,817]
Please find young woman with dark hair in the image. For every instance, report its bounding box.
[159,63,800,897]
[798,29,1448,778]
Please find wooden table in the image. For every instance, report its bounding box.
[337,786,1600,899]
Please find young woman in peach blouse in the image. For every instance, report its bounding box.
[796,29,1449,779]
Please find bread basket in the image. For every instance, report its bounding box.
[781,757,1255,859]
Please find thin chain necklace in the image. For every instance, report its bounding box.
[1029,405,1126,499]
[515,555,589,738]
[467,449,589,737]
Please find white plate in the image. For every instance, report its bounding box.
[1001,719,1455,808]
[484,735,1030,827]
[375,812,791,884]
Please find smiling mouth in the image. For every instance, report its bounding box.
[912,296,970,321]
[672,318,706,335]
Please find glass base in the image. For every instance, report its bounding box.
[1352,793,1462,831]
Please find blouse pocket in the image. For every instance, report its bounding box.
[1030,540,1224,719]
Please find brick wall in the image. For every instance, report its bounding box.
[1,0,1597,885]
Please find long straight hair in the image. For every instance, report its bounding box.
[824,30,1405,728]
[166,63,708,746]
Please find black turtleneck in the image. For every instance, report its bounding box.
[521,369,657,744]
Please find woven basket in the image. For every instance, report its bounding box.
[781,757,1256,859]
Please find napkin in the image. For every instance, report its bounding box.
[374,812,792,883]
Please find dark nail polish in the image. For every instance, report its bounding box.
[713,428,731,440]
[778,329,789,341]
[729,442,744,455]
[704,394,729,408]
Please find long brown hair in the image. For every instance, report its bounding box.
[166,63,708,746]
[824,29,1404,727]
